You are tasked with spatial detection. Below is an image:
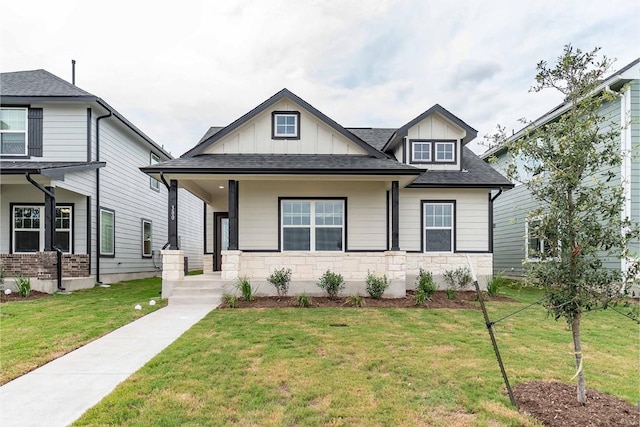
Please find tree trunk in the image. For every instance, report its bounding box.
[571,312,587,404]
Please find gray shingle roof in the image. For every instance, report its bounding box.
[408,147,513,187]
[0,69,94,97]
[0,160,105,174]
[346,128,395,151]
[143,154,421,175]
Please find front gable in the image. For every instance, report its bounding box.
[183,89,385,159]
[201,98,370,155]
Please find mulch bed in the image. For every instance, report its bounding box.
[0,290,51,303]
[222,290,514,309]
[513,380,639,427]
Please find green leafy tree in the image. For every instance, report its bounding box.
[499,46,639,404]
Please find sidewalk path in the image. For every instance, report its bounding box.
[0,304,217,427]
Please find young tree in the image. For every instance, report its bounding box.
[504,46,639,404]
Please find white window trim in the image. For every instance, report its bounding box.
[434,142,455,162]
[100,208,115,256]
[1,107,28,156]
[424,202,454,253]
[273,113,299,138]
[411,141,432,162]
[525,217,559,262]
[281,200,345,252]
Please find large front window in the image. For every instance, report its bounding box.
[1,108,27,155]
[12,205,73,253]
[282,200,344,251]
[423,202,454,252]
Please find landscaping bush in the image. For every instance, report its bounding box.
[296,294,311,308]
[222,293,238,308]
[414,289,428,306]
[15,275,30,298]
[317,270,344,299]
[267,268,292,297]
[236,277,255,301]
[415,268,436,298]
[443,267,473,290]
[365,272,388,299]
[346,295,364,307]
[486,276,500,297]
[445,289,456,300]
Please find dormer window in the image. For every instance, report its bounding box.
[272,111,300,139]
[409,139,457,164]
[435,142,455,162]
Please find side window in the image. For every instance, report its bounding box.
[423,201,454,252]
[150,153,160,190]
[142,219,152,257]
[100,208,115,256]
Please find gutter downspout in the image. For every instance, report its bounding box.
[25,173,65,291]
[95,109,112,284]
[489,188,504,254]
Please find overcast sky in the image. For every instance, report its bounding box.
[1,0,638,157]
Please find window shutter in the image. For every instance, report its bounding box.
[28,108,43,157]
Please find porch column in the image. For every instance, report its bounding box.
[391,180,400,251]
[168,179,179,249]
[44,186,55,251]
[228,180,239,250]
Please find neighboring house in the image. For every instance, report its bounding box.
[143,89,513,298]
[481,58,639,277]
[0,69,203,293]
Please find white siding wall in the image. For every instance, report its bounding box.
[238,180,387,251]
[399,188,490,252]
[204,100,369,155]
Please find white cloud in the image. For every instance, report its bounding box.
[1,0,638,156]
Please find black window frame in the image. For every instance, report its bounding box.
[421,200,456,253]
[409,139,457,165]
[271,111,301,140]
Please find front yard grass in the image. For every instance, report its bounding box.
[0,278,165,385]
[74,285,638,426]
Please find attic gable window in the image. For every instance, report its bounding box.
[272,111,300,139]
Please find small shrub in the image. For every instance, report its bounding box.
[317,270,345,299]
[15,275,30,298]
[236,277,255,301]
[415,268,436,298]
[296,294,311,308]
[443,267,473,290]
[222,293,238,308]
[445,289,456,300]
[365,272,389,299]
[486,277,500,297]
[414,289,428,306]
[267,268,292,297]
[346,294,364,307]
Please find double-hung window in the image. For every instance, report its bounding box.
[142,219,152,257]
[282,200,344,251]
[423,202,454,252]
[272,111,300,139]
[100,208,115,256]
[150,153,160,190]
[12,205,73,253]
[1,108,27,155]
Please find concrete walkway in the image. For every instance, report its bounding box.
[0,304,217,427]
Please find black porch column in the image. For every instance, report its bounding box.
[391,181,400,251]
[44,186,55,251]
[168,179,179,249]
[228,180,239,250]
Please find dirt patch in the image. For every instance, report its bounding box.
[222,290,513,309]
[0,290,51,303]
[513,380,639,427]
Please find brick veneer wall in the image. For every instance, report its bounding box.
[0,253,90,279]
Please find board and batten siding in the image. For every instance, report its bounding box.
[238,181,387,251]
[203,100,369,156]
[398,188,490,252]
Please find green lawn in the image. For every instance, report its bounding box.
[0,278,165,384]
[73,285,638,427]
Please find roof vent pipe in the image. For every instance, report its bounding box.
[72,59,76,85]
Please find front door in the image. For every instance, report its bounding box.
[214,212,229,271]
